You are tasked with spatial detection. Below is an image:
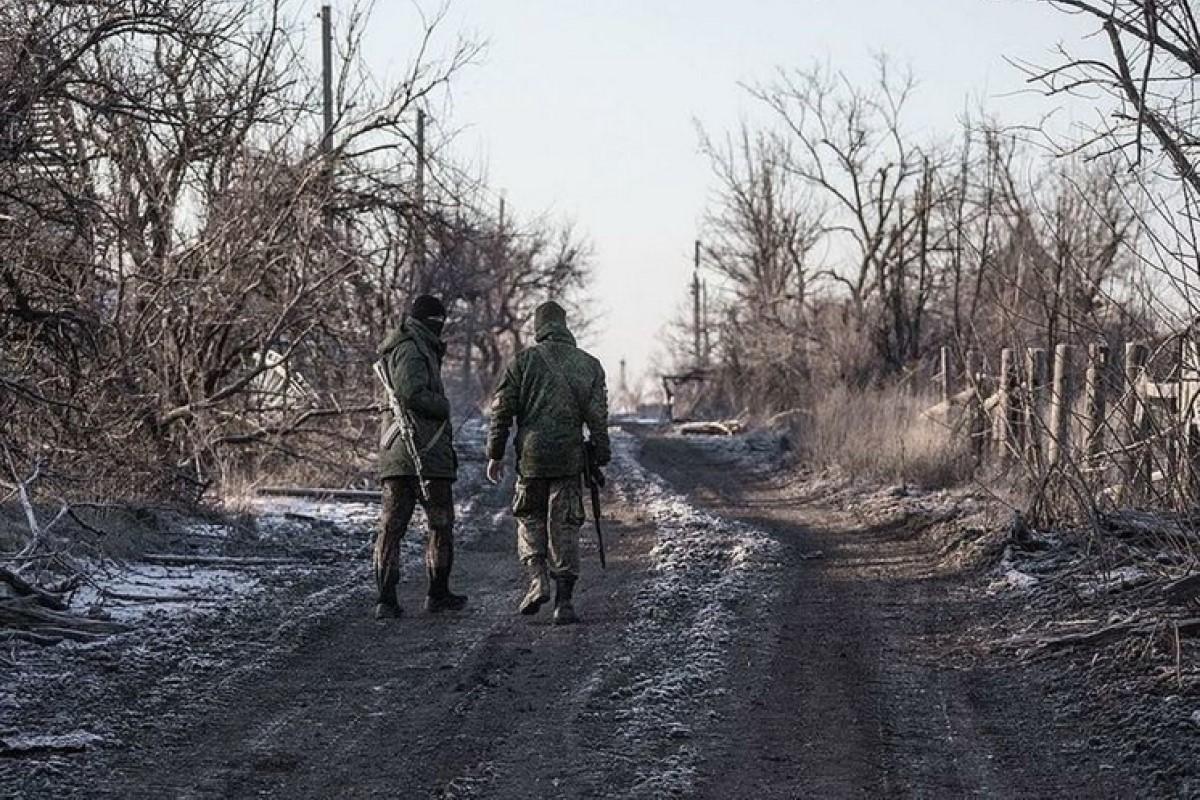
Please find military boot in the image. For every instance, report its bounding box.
[424,567,468,613]
[518,560,553,615]
[374,599,402,620]
[375,566,402,619]
[552,576,578,625]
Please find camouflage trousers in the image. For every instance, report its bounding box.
[513,475,585,579]
[373,477,455,605]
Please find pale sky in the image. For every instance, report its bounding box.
[322,0,1100,387]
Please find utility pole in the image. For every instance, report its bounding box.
[457,208,474,403]
[692,240,702,368]
[320,5,333,156]
[702,279,711,365]
[413,108,427,288]
[462,193,503,401]
[497,192,506,247]
[319,5,335,263]
[619,358,629,412]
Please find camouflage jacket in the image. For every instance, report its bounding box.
[377,317,457,481]
[486,319,611,478]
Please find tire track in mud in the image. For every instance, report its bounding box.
[108,519,652,800]
[84,430,778,799]
[639,433,1141,799]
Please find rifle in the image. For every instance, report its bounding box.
[372,360,430,502]
[582,439,606,570]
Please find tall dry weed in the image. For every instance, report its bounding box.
[793,383,974,488]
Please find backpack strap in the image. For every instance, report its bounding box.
[532,346,589,419]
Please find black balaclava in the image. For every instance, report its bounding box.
[411,294,447,336]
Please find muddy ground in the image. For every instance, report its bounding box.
[3,428,1194,798]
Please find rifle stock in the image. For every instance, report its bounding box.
[373,360,431,502]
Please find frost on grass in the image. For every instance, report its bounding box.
[668,428,790,476]
[990,546,1040,593]
[581,431,782,798]
[1075,565,1151,598]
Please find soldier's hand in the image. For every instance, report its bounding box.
[486,459,503,484]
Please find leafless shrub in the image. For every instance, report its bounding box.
[0,1,591,503]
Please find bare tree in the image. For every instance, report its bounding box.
[746,58,958,378]
[695,122,822,409]
[0,1,522,500]
[1023,1,1200,316]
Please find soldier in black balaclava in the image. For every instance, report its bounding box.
[373,294,467,618]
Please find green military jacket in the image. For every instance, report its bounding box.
[486,318,611,478]
[377,317,457,481]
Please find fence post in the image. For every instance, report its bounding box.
[1123,341,1149,496]
[1178,339,1200,504]
[939,345,951,404]
[1024,347,1047,465]
[967,349,988,461]
[1048,344,1074,466]
[994,348,1017,459]
[1085,343,1109,458]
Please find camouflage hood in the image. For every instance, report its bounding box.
[535,318,577,348]
[486,315,610,478]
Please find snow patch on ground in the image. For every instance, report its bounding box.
[1076,566,1151,598]
[73,564,262,623]
[64,418,495,626]
[582,430,782,798]
[2,417,515,794]
[668,429,789,475]
[991,546,1040,593]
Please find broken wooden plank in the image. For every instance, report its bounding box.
[140,553,335,568]
[0,566,68,611]
[256,486,382,502]
[678,421,742,436]
[0,601,130,634]
[1006,617,1200,654]
[1048,344,1074,465]
[1164,573,1200,605]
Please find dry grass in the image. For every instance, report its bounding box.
[792,383,975,488]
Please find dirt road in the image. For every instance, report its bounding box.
[639,435,1143,799]
[6,431,1149,798]
[111,515,656,799]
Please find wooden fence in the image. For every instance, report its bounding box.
[937,340,1200,502]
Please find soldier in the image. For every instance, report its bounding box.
[373,294,467,619]
[485,300,610,625]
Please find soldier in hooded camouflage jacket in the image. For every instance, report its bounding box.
[373,295,467,619]
[486,301,610,624]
